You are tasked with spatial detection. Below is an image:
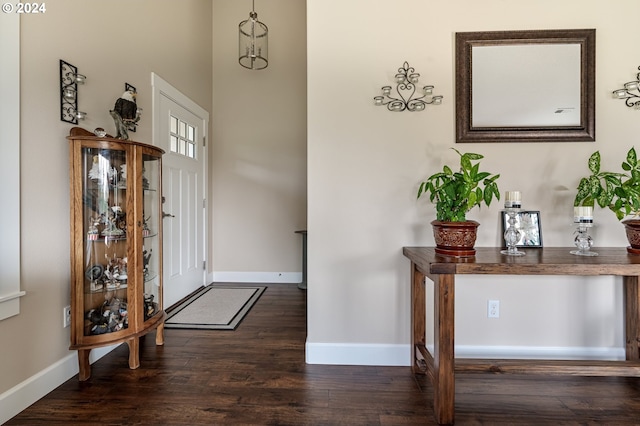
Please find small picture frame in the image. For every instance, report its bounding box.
[500,210,543,248]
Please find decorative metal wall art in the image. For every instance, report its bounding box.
[125,83,136,93]
[60,59,87,124]
[612,66,640,109]
[373,61,443,112]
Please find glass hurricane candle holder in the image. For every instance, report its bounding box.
[501,207,526,256]
[501,191,525,256]
[570,206,597,256]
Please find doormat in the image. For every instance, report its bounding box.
[165,285,266,330]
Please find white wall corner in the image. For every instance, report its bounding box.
[0,11,22,322]
[305,342,411,366]
[0,292,26,321]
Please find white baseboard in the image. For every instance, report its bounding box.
[210,271,302,284]
[305,343,626,367]
[305,342,411,366]
[452,344,626,360]
[0,344,119,424]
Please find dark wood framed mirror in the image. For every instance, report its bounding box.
[455,29,596,143]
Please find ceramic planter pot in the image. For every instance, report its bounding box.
[431,220,480,257]
[623,219,640,254]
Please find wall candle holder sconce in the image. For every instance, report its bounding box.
[612,66,640,109]
[373,61,443,112]
[60,59,87,124]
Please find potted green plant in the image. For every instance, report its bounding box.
[574,147,640,253]
[417,148,500,256]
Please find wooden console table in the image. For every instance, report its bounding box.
[402,247,640,425]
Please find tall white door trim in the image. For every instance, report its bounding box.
[0,13,24,321]
[151,73,209,143]
[151,73,210,306]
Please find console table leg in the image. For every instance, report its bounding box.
[411,263,426,374]
[624,275,640,361]
[433,273,455,425]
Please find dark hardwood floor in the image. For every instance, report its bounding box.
[7,283,640,425]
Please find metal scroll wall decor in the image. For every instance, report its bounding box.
[373,61,443,112]
[60,59,87,124]
[612,66,640,109]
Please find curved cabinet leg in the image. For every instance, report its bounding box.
[126,338,140,370]
[156,323,165,346]
[77,349,92,381]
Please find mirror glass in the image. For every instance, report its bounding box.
[456,29,595,143]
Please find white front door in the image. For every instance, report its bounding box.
[152,74,208,308]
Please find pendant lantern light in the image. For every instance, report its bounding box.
[239,0,268,70]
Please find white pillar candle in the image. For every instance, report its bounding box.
[504,191,521,208]
[574,206,593,223]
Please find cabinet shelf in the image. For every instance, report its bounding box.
[69,127,165,381]
[85,282,128,294]
[85,232,159,243]
[86,235,127,243]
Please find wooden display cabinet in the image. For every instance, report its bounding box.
[68,127,165,381]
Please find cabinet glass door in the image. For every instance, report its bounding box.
[81,146,130,336]
[142,151,162,322]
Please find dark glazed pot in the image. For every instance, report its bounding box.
[431,220,480,257]
[623,219,640,254]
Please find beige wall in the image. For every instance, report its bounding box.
[0,0,212,397]
[212,0,307,279]
[307,0,640,363]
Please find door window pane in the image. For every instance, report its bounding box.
[169,115,197,159]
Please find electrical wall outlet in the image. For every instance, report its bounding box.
[63,305,71,328]
[487,300,500,318]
